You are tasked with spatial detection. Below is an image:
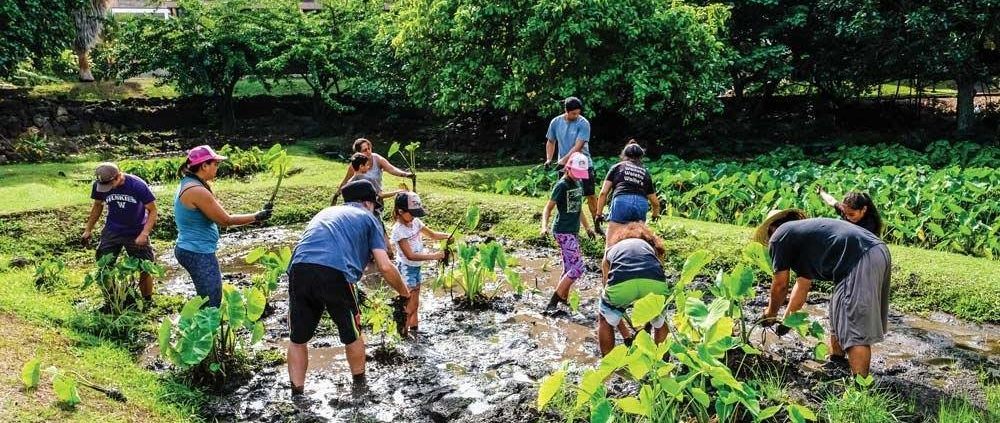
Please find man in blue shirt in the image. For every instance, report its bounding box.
[286,180,410,397]
[544,97,601,234]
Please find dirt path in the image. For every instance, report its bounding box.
[153,226,1000,422]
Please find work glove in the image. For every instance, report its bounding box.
[254,208,273,222]
[543,161,552,171]
[264,202,274,211]
[774,323,792,336]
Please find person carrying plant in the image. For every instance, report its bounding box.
[334,138,415,215]
[544,97,602,235]
[173,145,272,308]
[286,180,410,396]
[82,162,158,302]
[754,209,891,377]
[390,191,450,337]
[816,187,884,236]
[596,140,661,241]
[542,152,596,312]
[598,222,671,356]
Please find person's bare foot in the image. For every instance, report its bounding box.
[78,69,95,82]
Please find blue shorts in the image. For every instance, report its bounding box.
[598,299,666,329]
[397,263,422,289]
[609,194,649,224]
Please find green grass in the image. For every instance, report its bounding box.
[25,77,315,101]
[822,384,911,423]
[0,270,203,422]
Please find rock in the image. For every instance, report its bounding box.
[32,114,48,127]
[8,257,31,268]
[56,106,69,117]
[0,155,7,165]
[424,396,473,423]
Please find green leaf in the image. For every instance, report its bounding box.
[782,311,809,329]
[809,321,825,338]
[222,284,246,325]
[615,397,647,416]
[814,342,829,361]
[706,316,735,344]
[788,404,816,422]
[568,290,581,313]
[245,288,267,321]
[690,387,710,408]
[854,374,874,388]
[21,357,41,389]
[52,373,81,406]
[590,397,613,423]
[251,321,265,344]
[536,370,566,410]
[743,239,773,274]
[756,405,781,421]
[387,141,401,158]
[630,293,666,327]
[245,246,266,264]
[465,204,481,231]
[679,250,713,287]
[179,296,209,320]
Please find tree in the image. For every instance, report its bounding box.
[0,0,84,79]
[388,0,731,121]
[114,0,295,131]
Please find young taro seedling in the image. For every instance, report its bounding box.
[33,257,67,292]
[360,286,402,350]
[387,141,420,192]
[245,245,291,306]
[82,253,164,316]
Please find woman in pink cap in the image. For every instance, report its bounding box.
[173,145,272,307]
[540,152,595,312]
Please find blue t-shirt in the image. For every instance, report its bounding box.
[291,203,387,282]
[91,174,155,237]
[546,114,591,161]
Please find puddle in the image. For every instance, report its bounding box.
[151,226,1000,421]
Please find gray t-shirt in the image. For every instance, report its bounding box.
[606,238,666,286]
[546,114,591,160]
[769,218,883,283]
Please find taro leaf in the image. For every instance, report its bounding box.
[616,397,647,416]
[726,264,755,300]
[179,296,209,321]
[387,141,401,158]
[590,396,613,423]
[633,330,656,356]
[700,298,730,331]
[705,316,735,345]
[568,290,581,313]
[576,369,605,408]
[625,354,651,380]
[179,308,220,366]
[630,293,666,328]
[814,342,829,361]
[708,366,744,392]
[740,344,762,355]
[278,246,292,268]
[404,141,419,153]
[854,374,875,388]
[599,344,629,372]
[756,405,781,421]
[536,370,566,410]
[743,242,773,274]
[788,404,816,422]
[21,357,41,389]
[782,311,809,329]
[504,270,524,295]
[52,373,81,407]
[690,387,710,408]
[245,288,266,322]
[251,321,265,344]
[660,377,683,397]
[245,246,266,264]
[809,321,825,338]
[157,318,178,365]
[465,204,481,231]
[222,284,246,325]
[679,250,713,287]
[686,297,709,323]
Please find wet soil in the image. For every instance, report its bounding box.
[153,226,1000,422]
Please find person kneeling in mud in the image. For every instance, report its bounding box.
[598,222,670,356]
[390,191,450,337]
[754,209,891,377]
[286,180,410,396]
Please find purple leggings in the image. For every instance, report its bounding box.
[554,233,584,280]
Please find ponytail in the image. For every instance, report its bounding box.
[178,158,214,193]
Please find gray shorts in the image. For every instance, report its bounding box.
[829,243,891,350]
[96,230,155,262]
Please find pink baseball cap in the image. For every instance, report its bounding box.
[565,152,591,180]
[186,145,227,166]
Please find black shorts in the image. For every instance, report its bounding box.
[96,230,155,262]
[288,262,363,345]
[557,165,597,196]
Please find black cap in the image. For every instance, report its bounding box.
[394,192,426,217]
[341,180,378,204]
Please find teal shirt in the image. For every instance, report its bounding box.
[173,177,220,254]
[550,178,583,234]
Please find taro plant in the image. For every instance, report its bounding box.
[245,245,291,305]
[538,248,822,423]
[21,358,81,407]
[158,284,266,384]
[387,141,420,191]
[33,257,67,291]
[83,253,164,316]
[360,286,402,349]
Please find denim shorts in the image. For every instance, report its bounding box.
[598,299,665,329]
[609,194,649,223]
[397,263,422,289]
[175,246,222,307]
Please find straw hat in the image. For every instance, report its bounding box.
[752,209,807,245]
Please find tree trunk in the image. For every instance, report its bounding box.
[220,81,237,133]
[956,76,977,136]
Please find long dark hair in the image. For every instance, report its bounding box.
[177,158,214,193]
[843,192,883,236]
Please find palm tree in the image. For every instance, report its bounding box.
[72,0,111,82]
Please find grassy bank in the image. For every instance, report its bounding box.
[2,145,996,322]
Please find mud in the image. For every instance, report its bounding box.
[152,226,1000,421]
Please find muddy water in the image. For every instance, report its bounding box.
[155,227,1000,421]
